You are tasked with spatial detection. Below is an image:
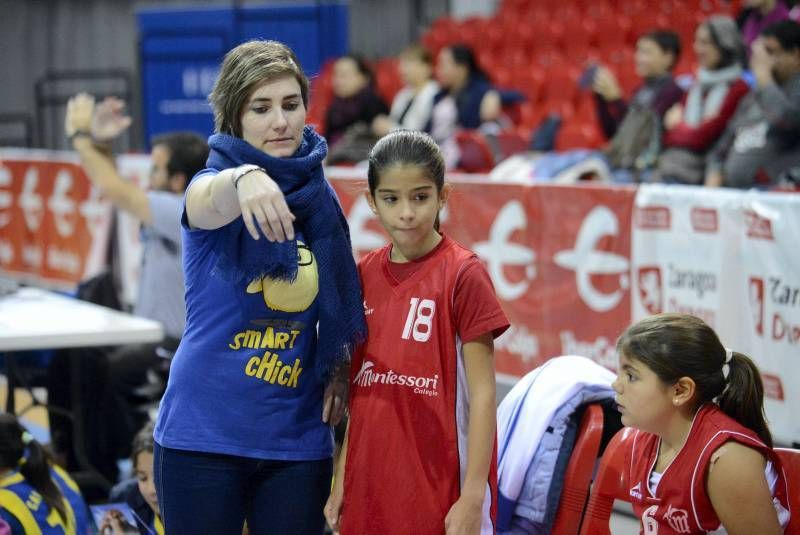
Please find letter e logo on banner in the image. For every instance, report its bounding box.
[473,201,536,302]
[19,166,43,232]
[48,170,76,237]
[554,206,630,312]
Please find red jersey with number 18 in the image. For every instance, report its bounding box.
[341,235,509,534]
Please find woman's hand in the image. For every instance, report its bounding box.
[91,96,133,142]
[664,103,684,130]
[235,168,295,242]
[592,66,622,102]
[323,363,349,425]
[444,493,483,535]
[65,93,95,138]
[324,482,344,534]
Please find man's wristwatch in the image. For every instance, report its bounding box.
[232,164,265,190]
[68,130,92,143]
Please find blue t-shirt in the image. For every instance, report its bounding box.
[0,465,91,534]
[154,192,332,461]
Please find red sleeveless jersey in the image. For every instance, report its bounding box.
[341,236,508,534]
[627,404,790,534]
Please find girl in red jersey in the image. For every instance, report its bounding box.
[614,313,790,534]
[324,130,509,534]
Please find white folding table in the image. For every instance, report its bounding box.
[0,286,164,491]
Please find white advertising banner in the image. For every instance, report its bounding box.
[633,184,800,445]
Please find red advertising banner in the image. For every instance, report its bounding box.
[0,151,113,288]
[329,176,637,377]
[2,152,797,444]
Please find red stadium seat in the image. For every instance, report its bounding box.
[540,68,579,105]
[594,14,631,50]
[578,427,636,535]
[496,129,530,160]
[550,404,606,534]
[555,120,602,151]
[374,58,402,105]
[519,102,545,130]
[511,70,544,103]
[530,21,565,51]
[455,130,495,173]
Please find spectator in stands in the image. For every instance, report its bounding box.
[593,30,685,180]
[656,15,750,184]
[431,44,501,167]
[324,54,389,163]
[372,44,439,137]
[59,94,208,482]
[706,20,800,188]
[741,0,791,55]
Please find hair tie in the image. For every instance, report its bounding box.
[722,348,734,380]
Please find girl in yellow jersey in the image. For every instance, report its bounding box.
[0,414,90,534]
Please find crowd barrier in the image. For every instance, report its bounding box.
[1,149,797,445]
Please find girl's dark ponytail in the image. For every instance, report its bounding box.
[0,414,68,523]
[718,351,773,448]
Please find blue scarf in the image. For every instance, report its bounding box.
[205,125,366,379]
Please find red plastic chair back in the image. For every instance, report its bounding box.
[578,427,636,535]
[455,130,495,173]
[775,448,800,534]
[496,130,529,160]
[550,404,605,534]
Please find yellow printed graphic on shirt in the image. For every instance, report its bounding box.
[246,241,318,312]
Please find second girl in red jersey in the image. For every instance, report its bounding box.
[325,130,509,534]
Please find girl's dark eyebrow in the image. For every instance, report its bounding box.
[376,185,434,193]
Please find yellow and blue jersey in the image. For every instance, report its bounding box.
[0,465,90,535]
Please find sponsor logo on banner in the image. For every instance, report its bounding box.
[690,207,718,233]
[0,166,12,228]
[750,277,765,336]
[634,205,671,230]
[473,200,537,302]
[559,331,617,369]
[744,210,774,240]
[0,157,114,286]
[637,266,663,314]
[671,269,716,296]
[768,276,800,345]
[554,206,630,312]
[762,373,785,401]
[494,324,539,363]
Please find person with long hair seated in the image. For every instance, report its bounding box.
[613,314,790,533]
[0,414,91,534]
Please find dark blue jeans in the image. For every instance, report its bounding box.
[154,443,332,535]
